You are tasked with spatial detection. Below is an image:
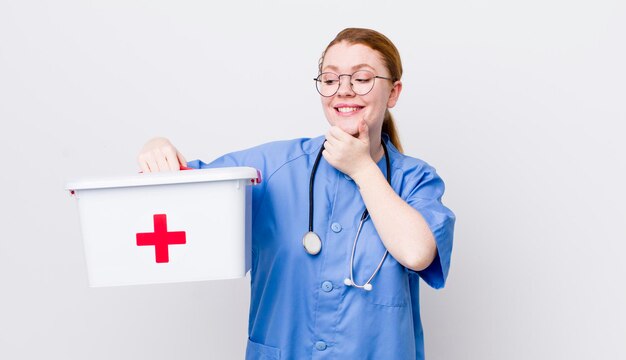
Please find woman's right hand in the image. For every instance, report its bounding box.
[137,137,188,173]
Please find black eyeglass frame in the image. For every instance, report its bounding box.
[313,70,394,97]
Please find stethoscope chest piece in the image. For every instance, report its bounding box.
[302,231,322,255]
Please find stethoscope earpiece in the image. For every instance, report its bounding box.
[343,277,373,291]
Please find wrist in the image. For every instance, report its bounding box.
[351,160,381,187]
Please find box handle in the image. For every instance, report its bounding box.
[252,169,262,185]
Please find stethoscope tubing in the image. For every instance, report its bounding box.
[308,140,391,233]
[347,213,389,290]
[307,139,392,291]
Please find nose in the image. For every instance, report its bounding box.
[337,74,355,96]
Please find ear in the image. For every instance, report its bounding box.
[386,80,403,108]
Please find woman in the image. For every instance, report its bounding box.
[138,28,455,360]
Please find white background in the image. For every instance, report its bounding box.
[1,0,625,359]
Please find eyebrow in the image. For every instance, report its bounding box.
[322,63,376,72]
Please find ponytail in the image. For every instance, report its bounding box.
[382,109,403,153]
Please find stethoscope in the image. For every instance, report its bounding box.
[302,140,391,291]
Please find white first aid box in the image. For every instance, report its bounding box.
[66,167,260,287]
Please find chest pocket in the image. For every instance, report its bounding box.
[352,220,410,307]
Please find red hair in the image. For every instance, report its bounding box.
[319,28,404,152]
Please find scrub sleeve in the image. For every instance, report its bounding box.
[402,164,455,289]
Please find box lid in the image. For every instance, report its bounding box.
[66,166,260,191]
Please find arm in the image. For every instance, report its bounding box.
[323,122,437,272]
[351,161,437,271]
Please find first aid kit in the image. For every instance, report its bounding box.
[66,167,260,287]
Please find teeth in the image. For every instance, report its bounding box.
[337,107,361,113]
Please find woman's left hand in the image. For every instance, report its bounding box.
[323,120,375,179]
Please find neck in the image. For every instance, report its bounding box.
[370,135,384,162]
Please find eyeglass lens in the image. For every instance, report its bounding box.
[316,70,377,97]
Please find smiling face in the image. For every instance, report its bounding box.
[319,41,402,137]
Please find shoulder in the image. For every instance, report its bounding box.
[383,136,445,199]
[385,137,437,180]
[216,136,323,180]
[228,136,323,166]
[239,136,322,157]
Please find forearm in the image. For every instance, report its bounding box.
[352,162,437,271]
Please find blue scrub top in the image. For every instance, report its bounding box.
[188,134,455,360]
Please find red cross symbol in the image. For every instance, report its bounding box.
[136,214,186,263]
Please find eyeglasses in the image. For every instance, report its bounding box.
[313,70,393,97]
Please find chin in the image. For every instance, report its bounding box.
[332,119,359,136]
